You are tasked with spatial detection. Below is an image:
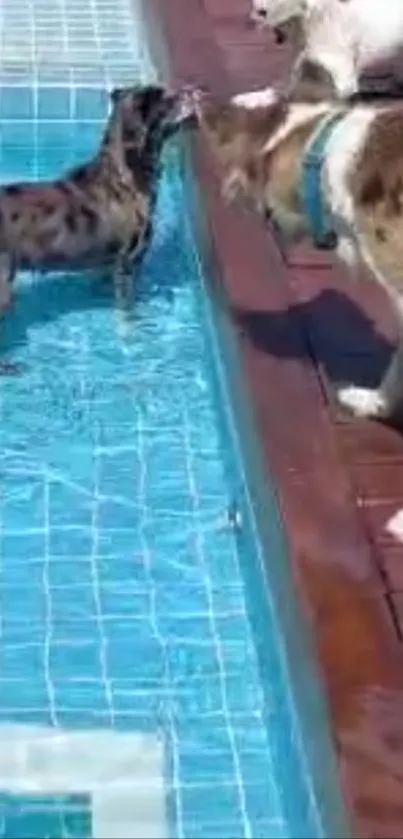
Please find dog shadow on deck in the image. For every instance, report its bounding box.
[234,288,394,390]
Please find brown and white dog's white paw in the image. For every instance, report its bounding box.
[232,88,279,109]
[336,385,388,419]
[385,508,403,543]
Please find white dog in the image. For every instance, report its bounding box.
[251,0,403,99]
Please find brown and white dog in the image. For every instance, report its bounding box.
[0,84,193,316]
[192,86,403,423]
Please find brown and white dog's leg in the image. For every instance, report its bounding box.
[337,384,388,419]
[378,338,403,416]
[390,57,403,94]
[337,340,403,421]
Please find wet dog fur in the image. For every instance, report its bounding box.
[0,84,192,316]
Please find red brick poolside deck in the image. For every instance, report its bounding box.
[151,1,403,835]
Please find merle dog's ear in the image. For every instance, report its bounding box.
[110,87,126,104]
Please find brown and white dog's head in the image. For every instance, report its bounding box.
[192,87,288,211]
[191,85,338,242]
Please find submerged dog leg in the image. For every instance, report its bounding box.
[113,223,152,317]
[0,253,15,314]
[114,260,133,313]
[113,244,139,339]
[113,219,153,338]
[113,260,133,340]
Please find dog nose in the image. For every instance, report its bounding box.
[251,6,268,22]
[184,85,207,108]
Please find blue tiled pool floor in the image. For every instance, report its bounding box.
[0,793,91,838]
[0,85,300,837]
[0,0,153,86]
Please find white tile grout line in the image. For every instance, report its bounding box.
[136,408,183,838]
[90,375,116,728]
[43,465,58,728]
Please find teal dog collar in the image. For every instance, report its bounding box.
[300,111,345,249]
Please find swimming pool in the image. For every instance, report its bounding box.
[0,0,350,837]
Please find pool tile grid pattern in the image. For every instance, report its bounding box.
[0,0,327,836]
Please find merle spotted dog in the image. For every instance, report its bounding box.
[0,84,193,317]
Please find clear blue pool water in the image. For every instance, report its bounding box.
[0,85,345,839]
[0,2,350,838]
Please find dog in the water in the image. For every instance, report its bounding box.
[0,84,193,316]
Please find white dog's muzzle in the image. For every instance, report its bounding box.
[251,0,305,28]
[251,0,269,24]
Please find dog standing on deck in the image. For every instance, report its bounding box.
[251,0,403,100]
[192,86,403,423]
[0,85,193,319]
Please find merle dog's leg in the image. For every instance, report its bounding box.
[0,253,15,314]
[113,222,152,317]
[114,258,133,317]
